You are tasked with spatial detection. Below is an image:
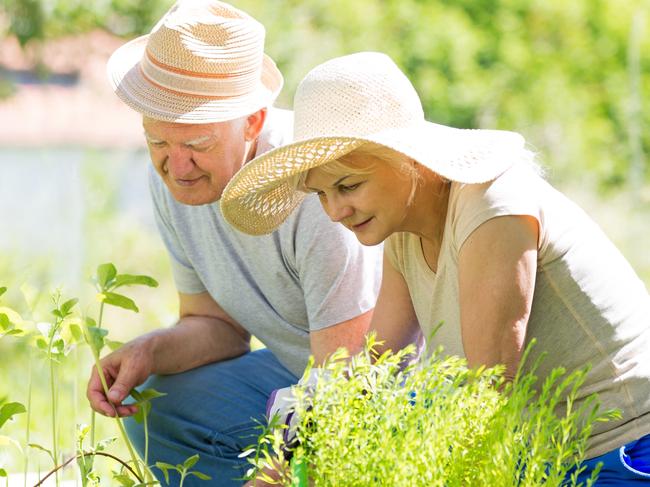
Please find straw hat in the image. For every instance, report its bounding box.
[221,51,525,235]
[107,0,283,123]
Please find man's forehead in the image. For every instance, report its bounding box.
[142,118,223,139]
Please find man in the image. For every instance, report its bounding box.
[86,2,381,485]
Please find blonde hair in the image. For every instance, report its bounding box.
[293,143,420,198]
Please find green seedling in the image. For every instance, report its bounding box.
[155,454,211,487]
[130,388,166,470]
[83,262,158,484]
[245,335,617,486]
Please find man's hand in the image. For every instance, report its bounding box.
[86,335,156,417]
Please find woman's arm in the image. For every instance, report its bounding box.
[458,215,539,380]
[369,252,422,355]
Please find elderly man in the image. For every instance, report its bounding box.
[86,1,381,485]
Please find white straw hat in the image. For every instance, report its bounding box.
[221,51,525,235]
[107,0,283,123]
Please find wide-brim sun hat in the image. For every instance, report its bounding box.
[221,51,526,235]
[107,0,283,123]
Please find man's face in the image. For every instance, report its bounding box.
[142,117,250,206]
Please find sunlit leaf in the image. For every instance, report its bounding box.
[84,326,109,353]
[105,339,124,351]
[98,292,139,313]
[112,274,159,289]
[0,434,23,453]
[154,462,172,484]
[28,442,54,462]
[189,471,211,480]
[0,287,6,298]
[97,263,117,289]
[183,453,200,469]
[60,298,79,316]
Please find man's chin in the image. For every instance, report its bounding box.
[171,190,221,206]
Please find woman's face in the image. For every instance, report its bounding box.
[304,154,414,246]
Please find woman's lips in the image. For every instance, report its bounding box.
[352,217,373,231]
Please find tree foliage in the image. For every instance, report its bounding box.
[1,0,648,187]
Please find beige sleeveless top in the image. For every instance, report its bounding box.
[385,162,650,458]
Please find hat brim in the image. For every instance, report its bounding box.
[221,122,525,235]
[107,35,284,123]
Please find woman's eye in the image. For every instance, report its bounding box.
[339,183,360,193]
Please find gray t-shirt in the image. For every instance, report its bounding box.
[149,108,382,376]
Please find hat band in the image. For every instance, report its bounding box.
[141,50,262,97]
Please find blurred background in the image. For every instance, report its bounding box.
[0,0,648,483]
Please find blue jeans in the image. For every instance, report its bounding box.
[125,349,298,487]
[566,433,650,485]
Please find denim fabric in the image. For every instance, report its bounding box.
[125,349,298,487]
[566,433,650,485]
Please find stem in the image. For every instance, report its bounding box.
[33,451,143,487]
[143,410,151,480]
[24,356,32,487]
[179,470,186,487]
[90,302,106,448]
[81,313,145,482]
[47,328,60,487]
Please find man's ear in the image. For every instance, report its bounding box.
[244,108,267,141]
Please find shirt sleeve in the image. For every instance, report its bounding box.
[290,195,383,331]
[147,166,206,295]
[449,164,543,254]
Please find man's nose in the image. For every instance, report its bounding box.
[166,146,195,178]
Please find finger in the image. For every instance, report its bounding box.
[106,359,144,405]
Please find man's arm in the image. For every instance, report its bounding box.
[87,291,250,417]
[309,308,373,365]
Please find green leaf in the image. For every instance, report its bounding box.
[0,402,26,429]
[85,316,98,327]
[130,388,167,404]
[0,434,23,453]
[95,436,117,451]
[189,471,211,480]
[0,287,6,298]
[28,442,54,462]
[99,292,139,313]
[105,339,124,351]
[112,274,159,289]
[0,313,10,330]
[60,298,79,316]
[112,473,136,486]
[69,323,84,342]
[97,263,117,289]
[0,468,6,477]
[155,462,173,484]
[183,454,200,470]
[84,326,109,353]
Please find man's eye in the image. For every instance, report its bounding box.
[148,140,166,148]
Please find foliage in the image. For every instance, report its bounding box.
[246,336,618,486]
[1,0,648,187]
[0,263,191,485]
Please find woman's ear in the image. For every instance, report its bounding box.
[244,108,267,141]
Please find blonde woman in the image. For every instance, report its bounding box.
[222,52,650,484]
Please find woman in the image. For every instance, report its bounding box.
[222,52,650,484]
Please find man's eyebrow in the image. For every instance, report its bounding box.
[305,174,352,192]
[185,135,213,146]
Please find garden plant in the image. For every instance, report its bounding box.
[245,335,618,487]
[0,263,211,486]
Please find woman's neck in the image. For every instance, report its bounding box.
[402,169,451,246]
